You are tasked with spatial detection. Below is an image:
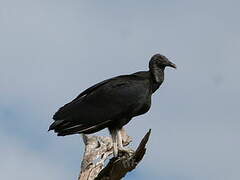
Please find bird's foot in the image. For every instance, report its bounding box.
[118,147,134,157]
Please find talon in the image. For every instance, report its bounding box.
[118,147,134,157]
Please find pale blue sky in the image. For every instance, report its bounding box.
[0,0,240,179]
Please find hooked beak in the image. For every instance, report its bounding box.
[167,62,177,69]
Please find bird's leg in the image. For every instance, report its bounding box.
[110,129,118,157]
[117,129,124,149]
[117,128,134,156]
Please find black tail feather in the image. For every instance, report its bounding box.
[49,119,112,136]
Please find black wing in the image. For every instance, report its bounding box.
[49,74,149,136]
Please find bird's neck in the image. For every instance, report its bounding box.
[151,67,164,83]
[150,68,164,93]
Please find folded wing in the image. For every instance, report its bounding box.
[49,75,147,136]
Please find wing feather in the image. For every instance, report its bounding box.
[50,74,149,135]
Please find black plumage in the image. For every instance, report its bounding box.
[49,54,176,156]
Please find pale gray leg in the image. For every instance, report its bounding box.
[117,129,123,149]
[110,129,118,157]
[117,128,134,155]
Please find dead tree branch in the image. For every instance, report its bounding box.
[78,129,151,180]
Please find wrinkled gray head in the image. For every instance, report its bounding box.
[149,53,176,83]
[149,53,176,70]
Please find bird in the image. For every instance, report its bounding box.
[49,54,176,157]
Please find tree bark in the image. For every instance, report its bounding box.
[78,129,151,180]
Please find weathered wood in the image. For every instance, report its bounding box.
[78,129,151,180]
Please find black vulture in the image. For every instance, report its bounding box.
[49,54,176,157]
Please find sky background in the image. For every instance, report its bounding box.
[0,0,240,179]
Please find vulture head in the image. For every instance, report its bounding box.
[149,53,176,83]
